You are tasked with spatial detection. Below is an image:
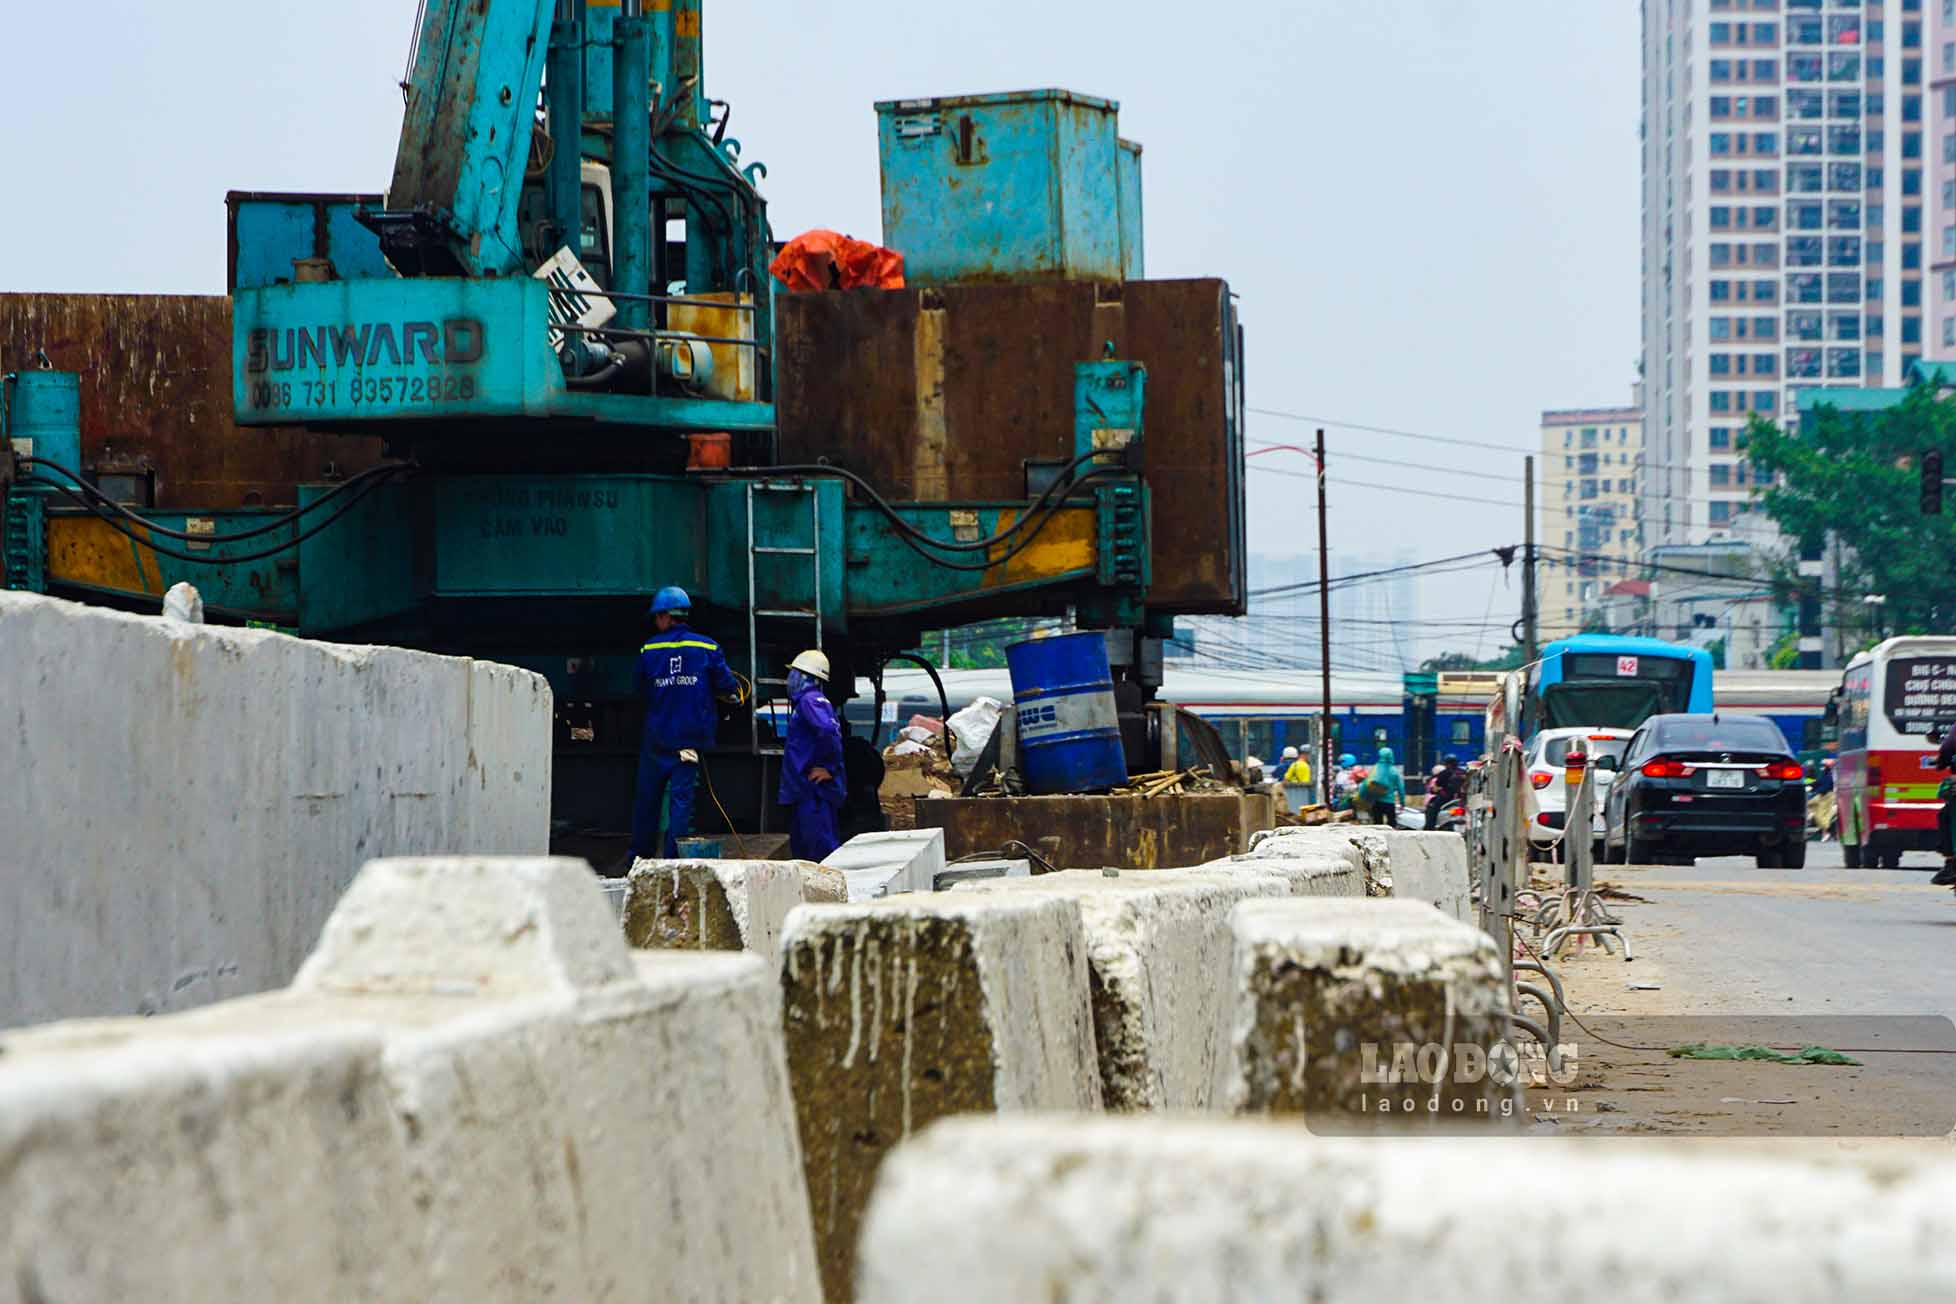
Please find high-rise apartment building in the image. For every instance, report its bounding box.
[1929,0,1956,349]
[1540,399,1647,640]
[1642,0,1929,552]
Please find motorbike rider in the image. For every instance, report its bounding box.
[1424,753,1467,830]
[1934,729,1956,887]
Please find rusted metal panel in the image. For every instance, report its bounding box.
[913,792,1270,869]
[776,278,1245,613]
[0,294,383,509]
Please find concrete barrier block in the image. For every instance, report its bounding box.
[384,948,819,1304]
[795,861,850,903]
[1249,827,1470,913]
[956,870,1286,1111]
[1378,832,1472,922]
[780,893,1100,1301]
[0,593,552,1029]
[0,856,822,1304]
[295,856,633,998]
[623,858,806,960]
[1206,848,1367,899]
[1228,898,1511,1120]
[859,1117,1956,1302]
[0,1021,428,1303]
[820,828,947,900]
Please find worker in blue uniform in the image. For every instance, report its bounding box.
[779,649,847,862]
[633,587,738,859]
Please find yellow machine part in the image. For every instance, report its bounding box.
[46,516,168,597]
[986,505,1095,589]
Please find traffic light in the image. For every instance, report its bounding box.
[1923,451,1944,516]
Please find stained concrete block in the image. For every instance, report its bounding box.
[821,828,947,900]
[1228,898,1512,1121]
[956,870,1288,1110]
[0,857,822,1304]
[1249,827,1470,915]
[779,893,1100,1302]
[0,1021,427,1303]
[858,1117,1956,1303]
[623,858,806,961]
[0,593,553,1028]
[1377,831,1473,922]
[796,861,850,903]
[1205,842,1368,899]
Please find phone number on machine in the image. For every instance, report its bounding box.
[247,374,480,410]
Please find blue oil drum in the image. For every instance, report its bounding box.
[1006,631,1130,794]
[3,371,81,474]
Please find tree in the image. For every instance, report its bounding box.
[1420,645,1525,674]
[1746,384,1956,635]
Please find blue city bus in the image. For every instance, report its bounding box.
[1525,635,1716,737]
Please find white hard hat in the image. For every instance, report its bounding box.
[1281,746,1299,760]
[789,649,831,682]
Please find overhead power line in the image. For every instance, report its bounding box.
[1249,404,1710,477]
[1248,550,1512,602]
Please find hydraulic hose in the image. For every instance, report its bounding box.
[19,457,411,544]
[746,446,1116,554]
[883,468,1129,573]
[20,465,409,567]
[883,651,956,769]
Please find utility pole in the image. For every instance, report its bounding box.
[1316,429,1334,787]
[1522,454,1538,666]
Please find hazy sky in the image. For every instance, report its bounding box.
[2,1,1640,662]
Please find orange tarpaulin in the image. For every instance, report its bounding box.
[769,229,906,292]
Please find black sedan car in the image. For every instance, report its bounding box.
[1601,713,1809,868]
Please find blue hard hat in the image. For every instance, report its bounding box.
[1339,753,1357,767]
[651,586,692,615]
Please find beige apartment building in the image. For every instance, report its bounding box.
[1540,399,1646,640]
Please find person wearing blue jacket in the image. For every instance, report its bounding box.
[633,587,738,859]
[778,649,847,862]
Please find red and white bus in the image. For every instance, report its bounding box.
[1830,637,1956,869]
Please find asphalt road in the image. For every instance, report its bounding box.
[1619,840,1956,1025]
[1528,840,1956,1137]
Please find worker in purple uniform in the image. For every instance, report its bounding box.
[779,649,847,861]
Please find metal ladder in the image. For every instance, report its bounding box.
[745,480,823,760]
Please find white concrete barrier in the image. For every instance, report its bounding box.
[1205,841,1368,898]
[0,857,821,1304]
[1378,831,1473,922]
[859,1117,1956,1302]
[1228,898,1512,1120]
[956,869,1287,1110]
[820,828,947,900]
[623,858,806,961]
[779,892,1100,1301]
[797,862,850,903]
[1250,827,1470,917]
[0,593,553,1028]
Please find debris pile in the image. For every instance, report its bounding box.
[1110,767,1229,799]
[879,722,959,829]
